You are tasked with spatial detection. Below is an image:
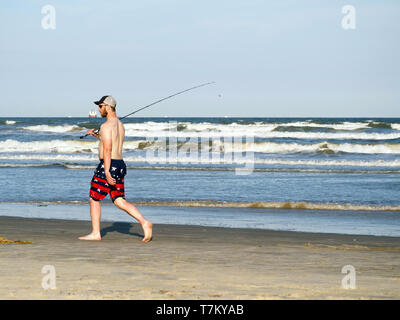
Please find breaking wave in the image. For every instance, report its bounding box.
[21,124,82,133]
[1,154,400,168]
[14,120,400,141]
[122,122,400,140]
[1,138,400,154]
[13,199,400,212]
[1,162,399,174]
[131,200,400,212]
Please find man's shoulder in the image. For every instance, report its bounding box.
[101,120,115,128]
[101,119,123,132]
[99,121,113,134]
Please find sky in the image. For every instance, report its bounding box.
[0,0,399,117]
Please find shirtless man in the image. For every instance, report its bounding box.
[78,95,152,242]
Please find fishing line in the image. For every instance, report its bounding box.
[80,81,215,139]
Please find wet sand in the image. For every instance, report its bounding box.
[0,216,399,299]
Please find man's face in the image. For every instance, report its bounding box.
[98,103,108,117]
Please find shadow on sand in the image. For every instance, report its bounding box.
[100,222,143,239]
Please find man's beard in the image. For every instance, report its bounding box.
[101,110,107,118]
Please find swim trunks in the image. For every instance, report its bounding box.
[89,159,127,202]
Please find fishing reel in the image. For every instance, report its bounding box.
[80,128,100,139]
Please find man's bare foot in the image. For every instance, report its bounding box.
[78,233,101,241]
[141,221,153,243]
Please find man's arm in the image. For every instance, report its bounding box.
[101,125,116,186]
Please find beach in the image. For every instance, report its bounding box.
[1,117,400,299]
[1,216,399,299]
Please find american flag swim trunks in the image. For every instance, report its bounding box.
[89,159,127,202]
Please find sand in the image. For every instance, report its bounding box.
[0,216,399,299]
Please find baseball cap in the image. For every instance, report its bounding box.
[94,95,117,108]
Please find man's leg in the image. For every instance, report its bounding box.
[78,198,102,240]
[113,197,153,242]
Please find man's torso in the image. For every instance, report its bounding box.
[98,118,125,160]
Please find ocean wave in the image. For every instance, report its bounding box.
[219,141,400,154]
[273,120,372,131]
[10,199,400,212]
[13,120,400,138]
[272,125,336,132]
[133,200,400,211]
[4,120,17,125]
[0,139,161,154]
[1,162,399,174]
[0,139,99,153]
[391,124,400,130]
[123,120,373,133]
[21,124,82,133]
[1,154,400,167]
[122,120,400,134]
[123,125,400,140]
[367,121,393,129]
[62,165,400,174]
[2,138,400,155]
[0,154,96,162]
[0,163,56,168]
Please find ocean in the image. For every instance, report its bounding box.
[0,117,399,236]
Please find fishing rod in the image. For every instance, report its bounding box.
[80,81,215,139]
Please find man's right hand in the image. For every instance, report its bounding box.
[87,128,99,137]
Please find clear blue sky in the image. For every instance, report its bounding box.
[0,0,399,117]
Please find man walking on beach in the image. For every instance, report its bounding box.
[79,95,152,242]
